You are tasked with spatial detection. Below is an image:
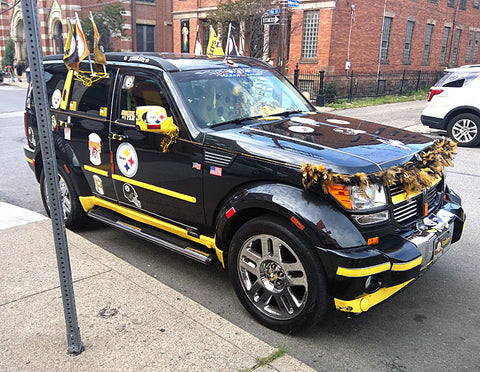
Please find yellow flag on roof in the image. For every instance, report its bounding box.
[206,26,224,57]
[90,12,107,66]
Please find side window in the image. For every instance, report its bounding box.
[69,77,111,117]
[118,74,167,123]
[45,65,68,109]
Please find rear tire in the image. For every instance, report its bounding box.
[40,166,89,230]
[447,113,480,147]
[228,216,329,333]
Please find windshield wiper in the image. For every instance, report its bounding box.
[209,115,263,129]
[272,109,304,117]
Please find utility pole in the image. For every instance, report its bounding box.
[21,0,83,355]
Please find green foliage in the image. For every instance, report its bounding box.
[324,79,337,104]
[239,344,288,372]
[80,4,127,52]
[325,86,431,109]
[210,0,276,58]
[3,39,15,67]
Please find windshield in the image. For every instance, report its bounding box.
[170,66,312,128]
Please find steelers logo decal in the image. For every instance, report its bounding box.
[146,108,166,125]
[52,89,62,109]
[116,143,138,178]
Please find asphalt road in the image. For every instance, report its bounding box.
[2,85,479,371]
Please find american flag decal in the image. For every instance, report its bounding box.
[210,166,222,176]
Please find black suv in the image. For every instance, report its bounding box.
[24,53,465,333]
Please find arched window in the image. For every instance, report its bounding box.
[55,21,64,54]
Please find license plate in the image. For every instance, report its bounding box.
[433,230,452,260]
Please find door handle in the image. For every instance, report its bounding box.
[109,133,129,142]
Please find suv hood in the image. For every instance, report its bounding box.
[206,112,433,174]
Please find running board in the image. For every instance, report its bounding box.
[87,208,216,264]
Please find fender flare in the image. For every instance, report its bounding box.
[214,183,366,265]
[34,134,90,197]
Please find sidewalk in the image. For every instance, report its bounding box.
[0,202,314,371]
[2,78,29,90]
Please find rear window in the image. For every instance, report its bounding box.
[435,71,480,88]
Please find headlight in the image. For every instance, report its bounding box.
[329,184,389,225]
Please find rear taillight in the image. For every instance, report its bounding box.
[427,89,443,102]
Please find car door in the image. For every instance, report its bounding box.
[59,68,117,201]
[109,69,206,229]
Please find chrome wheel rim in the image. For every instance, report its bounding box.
[44,174,71,220]
[452,118,478,143]
[237,234,308,320]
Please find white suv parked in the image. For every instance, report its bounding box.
[421,65,480,147]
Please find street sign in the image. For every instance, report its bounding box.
[262,15,280,25]
[288,0,299,7]
[266,8,280,15]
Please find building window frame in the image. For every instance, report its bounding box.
[452,28,462,65]
[448,0,455,8]
[380,16,393,62]
[403,20,415,63]
[459,0,467,10]
[473,32,480,63]
[301,10,320,59]
[466,30,475,62]
[136,24,156,52]
[440,26,451,64]
[474,0,479,9]
[422,23,434,65]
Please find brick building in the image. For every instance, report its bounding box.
[0,0,173,66]
[172,0,480,76]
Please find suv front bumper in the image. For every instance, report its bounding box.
[318,196,465,314]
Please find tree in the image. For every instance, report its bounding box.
[80,4,127,52]
[3,39,15,68]
[210,0,275,59]
[209,0,297,60]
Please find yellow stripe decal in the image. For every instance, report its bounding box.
[336,262,391,278]
[334,279,415,313]
[112,174,196,204]
[391,257,422,271]
[83,165,109,177]
[25,156,33,164]
[79,195,215,248]
[60,70,74,110]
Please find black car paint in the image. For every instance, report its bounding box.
[24,53,465,319]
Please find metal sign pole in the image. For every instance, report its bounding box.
[20,0,83,355]
[278,0,288,75]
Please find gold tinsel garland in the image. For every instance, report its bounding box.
[301,137,457,195]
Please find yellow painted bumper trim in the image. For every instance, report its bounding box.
[336,262,391,278]
[391,257,422,271]
[391,176,441,204]
[335,279,415,313]
[78,196,224,265]
[25,156,33,164]
[83,165,109,177]
[112,174,196,204]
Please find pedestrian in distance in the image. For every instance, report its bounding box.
[6,64,14,83]
[15,60,23,82]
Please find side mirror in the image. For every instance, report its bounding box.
[135,106,179,152]
[302,91,311,101]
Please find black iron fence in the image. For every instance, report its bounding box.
[291,65,445,106]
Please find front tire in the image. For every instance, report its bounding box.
[228,216,329,333]
[40,166,89,230]
[447,113,480,147]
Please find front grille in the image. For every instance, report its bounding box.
[389,179,443,226]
